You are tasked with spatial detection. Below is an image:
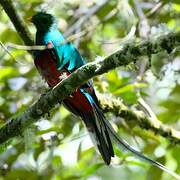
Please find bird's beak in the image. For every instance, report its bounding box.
[27,16,32,23]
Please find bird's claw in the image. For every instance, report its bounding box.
[46,41,54,49]
[59,72,68,81]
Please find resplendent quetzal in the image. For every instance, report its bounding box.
[30,12,179,179]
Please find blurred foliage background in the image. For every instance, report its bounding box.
[0,0,180,179]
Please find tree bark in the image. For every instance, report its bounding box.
[0,31,179,144]
[0,0,180,145]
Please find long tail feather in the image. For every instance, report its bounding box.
[77,87,179,179]
[82,110,114,165]
[104,119,180,179]
[81,88,114,164]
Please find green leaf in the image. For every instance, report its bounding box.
[83,163,104,177]
[52,155,62,167]
[114,83,146,95]
[0,67,19,80]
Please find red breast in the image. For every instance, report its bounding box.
[34,49,92,112]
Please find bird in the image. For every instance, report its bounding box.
[30,12,180,179]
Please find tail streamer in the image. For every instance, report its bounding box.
[104,119,180,179]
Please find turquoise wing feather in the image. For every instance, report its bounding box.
[44,29,84,71]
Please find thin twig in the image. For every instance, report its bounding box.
[6,43,46,51]
[0,31,179,145]
[146,2,165,18]
[64,0,109,37]
[98,92,180,144]
[5,30,89,51]
[98,25,136,44]
[0,0,33,46]
[133,0,150,38]
[1,0,179,147]
[5,8,118,51]
[0,41,15,60]
[138,96,160,124]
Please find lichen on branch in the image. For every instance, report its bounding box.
[0,0,180,145]
[98,93,180,144]
[0,30,179,144]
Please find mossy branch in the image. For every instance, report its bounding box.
[0,0,33,46]
[0,31,179,144]
[98,93,180,144]
[0,0,180,145]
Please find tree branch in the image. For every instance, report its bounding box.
[97,93,180,144]
[0,31,179,144]
[0,0,180,145]
[64,0,109,37]
[0,0,33,46]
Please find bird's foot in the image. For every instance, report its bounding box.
[59,72,68,81]
[46,41,54,49]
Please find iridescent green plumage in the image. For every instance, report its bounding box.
[32,12,114,165]
[32,12,84,71]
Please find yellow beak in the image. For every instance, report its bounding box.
[27,16,32,22]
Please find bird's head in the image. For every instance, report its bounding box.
[29,12,55,32]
